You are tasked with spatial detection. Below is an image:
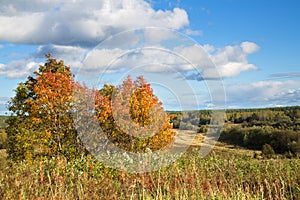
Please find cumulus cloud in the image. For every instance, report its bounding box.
[269,89,300,105]
[0,41,260,79]
[226,80,300,107]
[82,46,194,75]
[0,0,191,78]
[202,44,215,53]
[209,42,259,78]
[175,41,259,80]
[0,1,259,82]
[174,44,213,69]
[35,44,88,69]
[241,41,260,54]
[82,48,125,72]
[0,0,189,45]
[0,60,42,78]
[216,62,257,78]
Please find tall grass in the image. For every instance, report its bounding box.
[0,149,299,199]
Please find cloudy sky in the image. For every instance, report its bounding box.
[0,0,300,114]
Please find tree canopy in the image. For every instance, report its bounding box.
[6,56,175,161]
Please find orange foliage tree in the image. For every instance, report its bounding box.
[95,76,176,152]
[6,56,175,161]
[6,55,84,160]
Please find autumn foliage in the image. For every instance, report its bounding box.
[6,56,175,161]
[95,76,175,152]
[6,56,83,161]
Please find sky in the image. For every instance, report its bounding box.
[0,0,300,114]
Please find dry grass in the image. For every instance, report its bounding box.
[0,149,7,158]
[0,130,299,199]
[0,149,7,171]
[174,129,260,157]
[0,148,299,200]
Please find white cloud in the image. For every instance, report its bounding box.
[0,40,260,80]
[0,0,189,45]
[82,48,125,72]
[0,1,259,81]
[241,41,260,54]
[35,44,87,69]
[171,42,259,79]
[82,46,192,75]
[208,42,259,78]
[0,44,3,49]
[184,29,203,36]
[174,44,211,66]
[202,44,215,54]
[0,0,259,82]
[0,60,41,78]
[216,62,257,78]
[226,80,300,107]
[143,28,178,45]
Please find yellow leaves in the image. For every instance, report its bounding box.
[6,57,81,161]
[95,75,176,152]
[32,117,42,124]
[7,56,175,160]
[45,130,51,139]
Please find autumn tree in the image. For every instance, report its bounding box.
[6,55,84,161]
[95,76,176,152]
[6,56,175,160]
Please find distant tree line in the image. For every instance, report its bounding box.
[169,106,300,157]
[220,126,300,156]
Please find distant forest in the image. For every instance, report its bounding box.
[169,106,300,157]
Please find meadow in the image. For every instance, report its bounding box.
[0,143,299,199]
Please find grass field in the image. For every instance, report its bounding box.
[0,136,299,200]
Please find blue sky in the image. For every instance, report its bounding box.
[0,0,300,114]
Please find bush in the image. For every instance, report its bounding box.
[261,144,275,159]
[243,127,272,149]
[219,126,245,145]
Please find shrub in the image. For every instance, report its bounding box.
[261,144,275,159]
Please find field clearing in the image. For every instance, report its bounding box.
[0,130,299,199]
[173,129,260,157]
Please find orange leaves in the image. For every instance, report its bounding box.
[7,55,175,161]
[95,75,176,152]
[6,56,81,161]
[34,71,74,112]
